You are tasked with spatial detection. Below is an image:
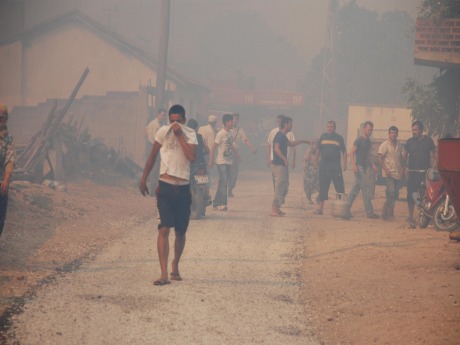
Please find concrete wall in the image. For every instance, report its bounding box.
[10,91,150,168]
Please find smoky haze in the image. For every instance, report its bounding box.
[2,0,435,171]
[11,0,426,91]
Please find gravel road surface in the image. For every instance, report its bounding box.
[7,172,319,345]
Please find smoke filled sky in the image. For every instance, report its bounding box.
[16,0,424,90]
[169,0,420,65]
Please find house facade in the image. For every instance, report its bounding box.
[0,10,208,167]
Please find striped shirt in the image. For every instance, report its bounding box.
[318,132,346,170]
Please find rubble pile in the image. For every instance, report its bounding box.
[14,111,142,185]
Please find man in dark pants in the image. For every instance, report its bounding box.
[378,126,405,220]
[315,120,347,215]
[402,120,435,229]
[208,114,234,211]
[140,105,197,286]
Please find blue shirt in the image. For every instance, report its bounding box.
[272,131,289,166]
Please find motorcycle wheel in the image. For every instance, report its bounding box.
[433,199,459,232]
[418,213,430,228]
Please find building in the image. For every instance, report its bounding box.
[0,10,208,166]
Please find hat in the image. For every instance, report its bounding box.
[208,115,217,123]
[0,103,8,119]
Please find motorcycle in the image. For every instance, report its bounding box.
[414,168,459,231]
[189,162,210,220]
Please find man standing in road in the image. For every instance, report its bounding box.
[208,114,234,211]
[228,113,257,197]
[140,104,197,286]
[266,114,297,194]
[402,120,436,229]
[378,126,405,221]
[270,116,310,217]
[347,121,379,219]
[145,108,166,196]
[267,114,297,170]
[315,120,347,215]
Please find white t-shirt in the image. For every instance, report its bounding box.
[378,139,403,179]
[155,124,197,180]
[146,118,162,144]
[267,127,296,161]
[198,124,216,150]
[214,129,234,165]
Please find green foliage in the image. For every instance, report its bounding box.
[402,79,444,136]
[180,11,306,90]
[402,1,460,137]
[337,5,415,106]
[403,70,460,137]
[419,0,460,19]
[301,2,418,128]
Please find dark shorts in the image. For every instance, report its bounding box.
[156,180,192,235]
[318,168,345,201]
[407,171,426,205]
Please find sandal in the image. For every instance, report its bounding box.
[153,279,171,286]
[170,272,182,281]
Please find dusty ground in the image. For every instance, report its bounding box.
[0,169,459,344]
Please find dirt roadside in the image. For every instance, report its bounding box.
[0,170,459,344]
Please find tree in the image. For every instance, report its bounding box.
[301,2,418,131]
[172,11,306,91]
[419,0,460,19]
[403,0,460,137]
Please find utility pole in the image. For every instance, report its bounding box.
[318,0,338,134]
[155,0,170,113]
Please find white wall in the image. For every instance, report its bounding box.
[347,104,413,150]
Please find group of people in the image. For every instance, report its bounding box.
[140,104,436,286]
[0,100,439,290]
[301,119,435,229]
